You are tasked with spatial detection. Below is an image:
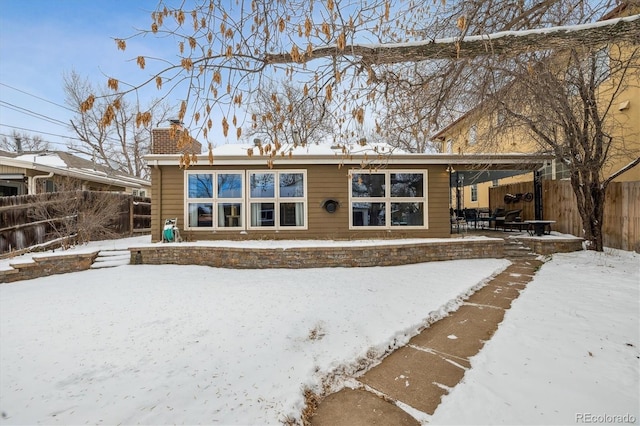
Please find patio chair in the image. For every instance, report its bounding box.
[450,208,467,233]
[495,209,522,230]
[487,207,505,229]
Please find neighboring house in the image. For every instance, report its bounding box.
[0,150,151,197]
[431,4,640,212]
[146,126,551,242]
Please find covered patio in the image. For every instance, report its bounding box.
[445,155,553,234]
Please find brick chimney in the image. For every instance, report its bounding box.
[151,121,202,154]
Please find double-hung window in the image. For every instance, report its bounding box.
[185,171,244,229]
[248,170,306,229]
[350,170,427,229]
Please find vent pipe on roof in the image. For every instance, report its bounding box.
[169,119,184,130]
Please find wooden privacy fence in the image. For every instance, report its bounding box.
[0,191,151,255]
[490,180,640,252]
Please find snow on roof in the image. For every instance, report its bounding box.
[14,152,68,168]
[2,151,150,188]
[211,141,408,157]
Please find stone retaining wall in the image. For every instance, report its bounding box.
[0,252,98,284]
[518,237,585,255]
[129,239,506,269]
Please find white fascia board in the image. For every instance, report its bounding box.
[146,153,554,167]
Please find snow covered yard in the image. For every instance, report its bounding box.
[430,249,640,425]
[0,237,638,425]
[0,240,508,425]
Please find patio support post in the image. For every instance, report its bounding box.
[534,170,543,220]
[455,171,462,215]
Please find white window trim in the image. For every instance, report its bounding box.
[471,184,478,202]
[348,169,428,230]
[247,170,308,231]
[184,170,245,231]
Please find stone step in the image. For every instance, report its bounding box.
[91,250,130,268]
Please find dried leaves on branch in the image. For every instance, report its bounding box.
[91,0,638,159]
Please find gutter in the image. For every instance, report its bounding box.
[29,172,54,194]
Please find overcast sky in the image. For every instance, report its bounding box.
[0,0,197,152]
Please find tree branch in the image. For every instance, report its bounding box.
[602,157,640,188]
[264,16,639,65]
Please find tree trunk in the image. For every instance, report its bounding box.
[571,172,606,251]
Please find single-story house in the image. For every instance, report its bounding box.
[146,127,552,242]
[0,150,151,197]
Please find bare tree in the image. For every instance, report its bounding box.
[28,178,123,248]
[92,0,636,151]
[0,131,50,153]
[245,80,333,151]
[64,70,174,179]
[480,45,640,251]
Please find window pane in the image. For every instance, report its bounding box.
[218,203,242,227]
[250,173,275,198]
[188,174,213,198]
[250,202,275,226]
[279,173,304,197]
[280,202,304,226]
[188,173,213,198]
[188,203,213,227]
[391,202,424,226]
[390,173,424,197]
[351,173,385,197]
[351,202,386,226]
[218,174,242,198]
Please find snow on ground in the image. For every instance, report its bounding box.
[430,249,640,425]
[0,238,638,425]
[0,237,508,425]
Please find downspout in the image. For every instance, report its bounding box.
[29,172,54,194]
[154,160,162,242]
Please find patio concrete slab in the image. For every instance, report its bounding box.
[465,282,522,309]
[359,346,466,414]
[310,388,419,426]
[409,304,506,359]
[308,252,546,424]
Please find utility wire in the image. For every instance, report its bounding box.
[0,100,69,127]
[0,82,75,113]
[0,124,82,143]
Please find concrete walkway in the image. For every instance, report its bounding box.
[309,250,544,425]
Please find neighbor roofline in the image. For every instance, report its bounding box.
[0,157,150,189]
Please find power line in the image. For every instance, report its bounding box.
[0,82,74,113]
[0,132,72,148]
[0,100,69,127]
[0,124,82,143]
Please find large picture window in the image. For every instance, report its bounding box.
[350,170,427,229]
[185,171,244,229]
[248,171,306,229]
